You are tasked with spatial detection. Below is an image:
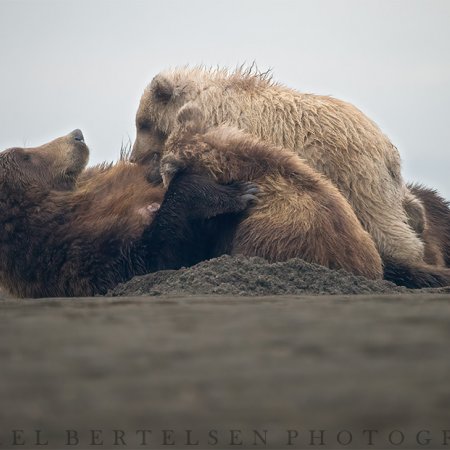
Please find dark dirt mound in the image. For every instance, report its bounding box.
[108,255,408,297]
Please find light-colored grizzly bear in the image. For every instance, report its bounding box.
[160,106,384,280]
[0,130,257,298]
[131,66,426,270]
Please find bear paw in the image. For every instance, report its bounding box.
[160,155,187,187]
[137,202,161,224]
[234,181,260,209]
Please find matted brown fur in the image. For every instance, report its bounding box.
[407,183,450,267]
[0,132,165,297]
[132,66,426,268]
[161,107,383,280]
[0,130,262,297]
[70,162,165,241]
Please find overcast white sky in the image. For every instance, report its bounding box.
[1,0,449,197]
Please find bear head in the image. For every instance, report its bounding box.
[0,129,89,195]
[131,71,204,182]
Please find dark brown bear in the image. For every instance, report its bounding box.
[382,183,450,288]
[0,130,257,298]
[407,183,450,267]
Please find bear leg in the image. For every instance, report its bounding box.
[138,173,258,271]
[383,259,450,288]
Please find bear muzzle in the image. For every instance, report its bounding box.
[70,129,85,143]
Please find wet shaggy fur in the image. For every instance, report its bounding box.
[0,132,257,298]
[161,107,383,280]
[407,183,450,267]
[382,185,450,288]
[132,66,426,269]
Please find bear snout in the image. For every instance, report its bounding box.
[70,129,85,143]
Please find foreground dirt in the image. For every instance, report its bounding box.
[109,255,410,296]
[1,293,450,449]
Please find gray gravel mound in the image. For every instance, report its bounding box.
[108,255,407,297]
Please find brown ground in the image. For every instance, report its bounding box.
[1,257,450,449]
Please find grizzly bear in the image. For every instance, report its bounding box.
[159,106,384,280]
[131,66,426,273]
[0,130,257,298]
[406,183,450,268]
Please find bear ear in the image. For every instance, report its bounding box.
[151,75,174,103]
[176,104,205,133]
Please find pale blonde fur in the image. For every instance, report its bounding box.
[133,66,425,267]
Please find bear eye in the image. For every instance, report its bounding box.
[137,119,152,131]
[12,149,31,162]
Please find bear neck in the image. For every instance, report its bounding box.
[0,183,70,234]
[0,185,73,297]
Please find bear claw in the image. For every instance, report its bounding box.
[160,157,186,187]
[236,182,260,207]
[240,193,259,205]
[239,181,260,195]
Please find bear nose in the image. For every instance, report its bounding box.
[70,129,85,143]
